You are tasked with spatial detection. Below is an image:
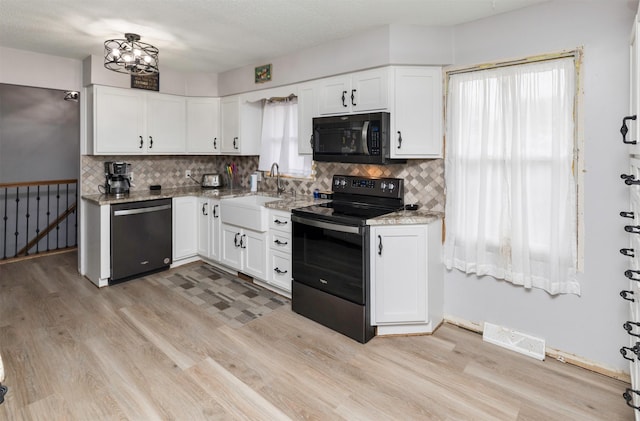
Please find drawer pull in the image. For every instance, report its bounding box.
[274,239,288,246]
[621,211,635,219]
[621,346,637,361]
[625,270,640,281]
[274,219,288,225]
[621,248,635,257]
[625,225,640,234]
[624,321,640,337]
[623,388,640,410]
[274,267,288,275]
[621,290,635,302]
[621,115,637,145]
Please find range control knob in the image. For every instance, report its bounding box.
[334,179,340,186]
[388,182,395,190]
[340,179,347,187]
[380,182,387,190]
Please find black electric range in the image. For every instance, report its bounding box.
[291,175,404,343]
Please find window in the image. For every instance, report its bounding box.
[258,97,312,178]
[444,55,580,295]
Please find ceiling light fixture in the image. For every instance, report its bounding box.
[104,33,159,75]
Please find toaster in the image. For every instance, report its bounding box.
[201,173,222,188]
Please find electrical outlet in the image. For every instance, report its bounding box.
[185,170,192,178]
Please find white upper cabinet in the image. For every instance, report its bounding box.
[628,17,640,155]
[318,68,389,115]
[390,66,443,159]
[220,95,262,155]
[91,85,186,155]
[146,93,186,153]
[186,97,221,154]
[92,86,146,154]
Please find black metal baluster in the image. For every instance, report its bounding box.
[35,186,41,254]
[14,187,19,257]
[65,183,70,248]
[24,186,30,255]
[46,185,51,251]
[2,187,7,259]
[56,184,60,249]
[74,185,78,248]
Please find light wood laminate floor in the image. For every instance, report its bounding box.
[0,252,633,420]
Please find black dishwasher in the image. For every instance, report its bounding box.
[110,198,172,284]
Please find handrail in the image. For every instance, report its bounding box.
[0,179,77,188]
[16,202,77,256]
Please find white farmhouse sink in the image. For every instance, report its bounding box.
[221,195,281,232]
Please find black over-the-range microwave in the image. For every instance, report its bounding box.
[312,112,405,165]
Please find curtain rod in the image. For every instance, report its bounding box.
[446,49,581,76]
[265,94,297,103]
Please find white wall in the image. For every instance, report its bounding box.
[446,1,635,373]
[217,25,454,96]
[0,46,82,90]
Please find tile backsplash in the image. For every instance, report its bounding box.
[82,155,445,212]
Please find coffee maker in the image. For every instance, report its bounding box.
[104,161,132,197]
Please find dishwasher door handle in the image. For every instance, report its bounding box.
[113,204,172,217]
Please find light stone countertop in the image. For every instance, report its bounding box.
[82,188,441,226]
[82,187,293,206]
[367,209,444,226]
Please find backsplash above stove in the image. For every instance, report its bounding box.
[81,155,444,212]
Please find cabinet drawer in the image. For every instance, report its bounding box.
[270,232,291,253]
[269,212,291,233]
[269,251,292,291]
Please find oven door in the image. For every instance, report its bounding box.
[292,215,368,304]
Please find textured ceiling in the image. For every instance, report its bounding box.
[0,0,549,74]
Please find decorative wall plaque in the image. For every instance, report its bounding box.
[131,73,160,91]
[255,64,272,84]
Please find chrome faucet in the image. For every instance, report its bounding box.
[270,162,285,195]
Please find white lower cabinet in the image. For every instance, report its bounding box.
[220,222,268,280]
[209,200,222,261]
[173,196,198,262]
[197,197,211,257]
[265,209,292,295]
[197,197,221,262]
[370,219,443,335]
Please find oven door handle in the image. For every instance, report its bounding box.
[292,215,361,234]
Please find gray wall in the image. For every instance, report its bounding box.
[445,1,634,373]
[0,84,80,183]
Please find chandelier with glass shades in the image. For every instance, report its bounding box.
[104,33,159,75]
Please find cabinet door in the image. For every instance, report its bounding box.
[371,225,427,324]
[186,97,221,154]
[197,198,210,257]
[391,67,443,159]
[172,197,198,260]
[318,75,351,115]
[629,18,640,155]
[243,229,268,280]
[94,86,146,154]
[210,200,221,261]
[351,68,389,113]
[220,223,242,270]
[297,83,317,155]
[146,93,186,153]
[221,96,240,154]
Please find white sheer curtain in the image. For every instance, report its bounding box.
[258,98,312,177]
[444,57,579,295]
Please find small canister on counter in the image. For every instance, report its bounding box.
[313,188,320,198]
